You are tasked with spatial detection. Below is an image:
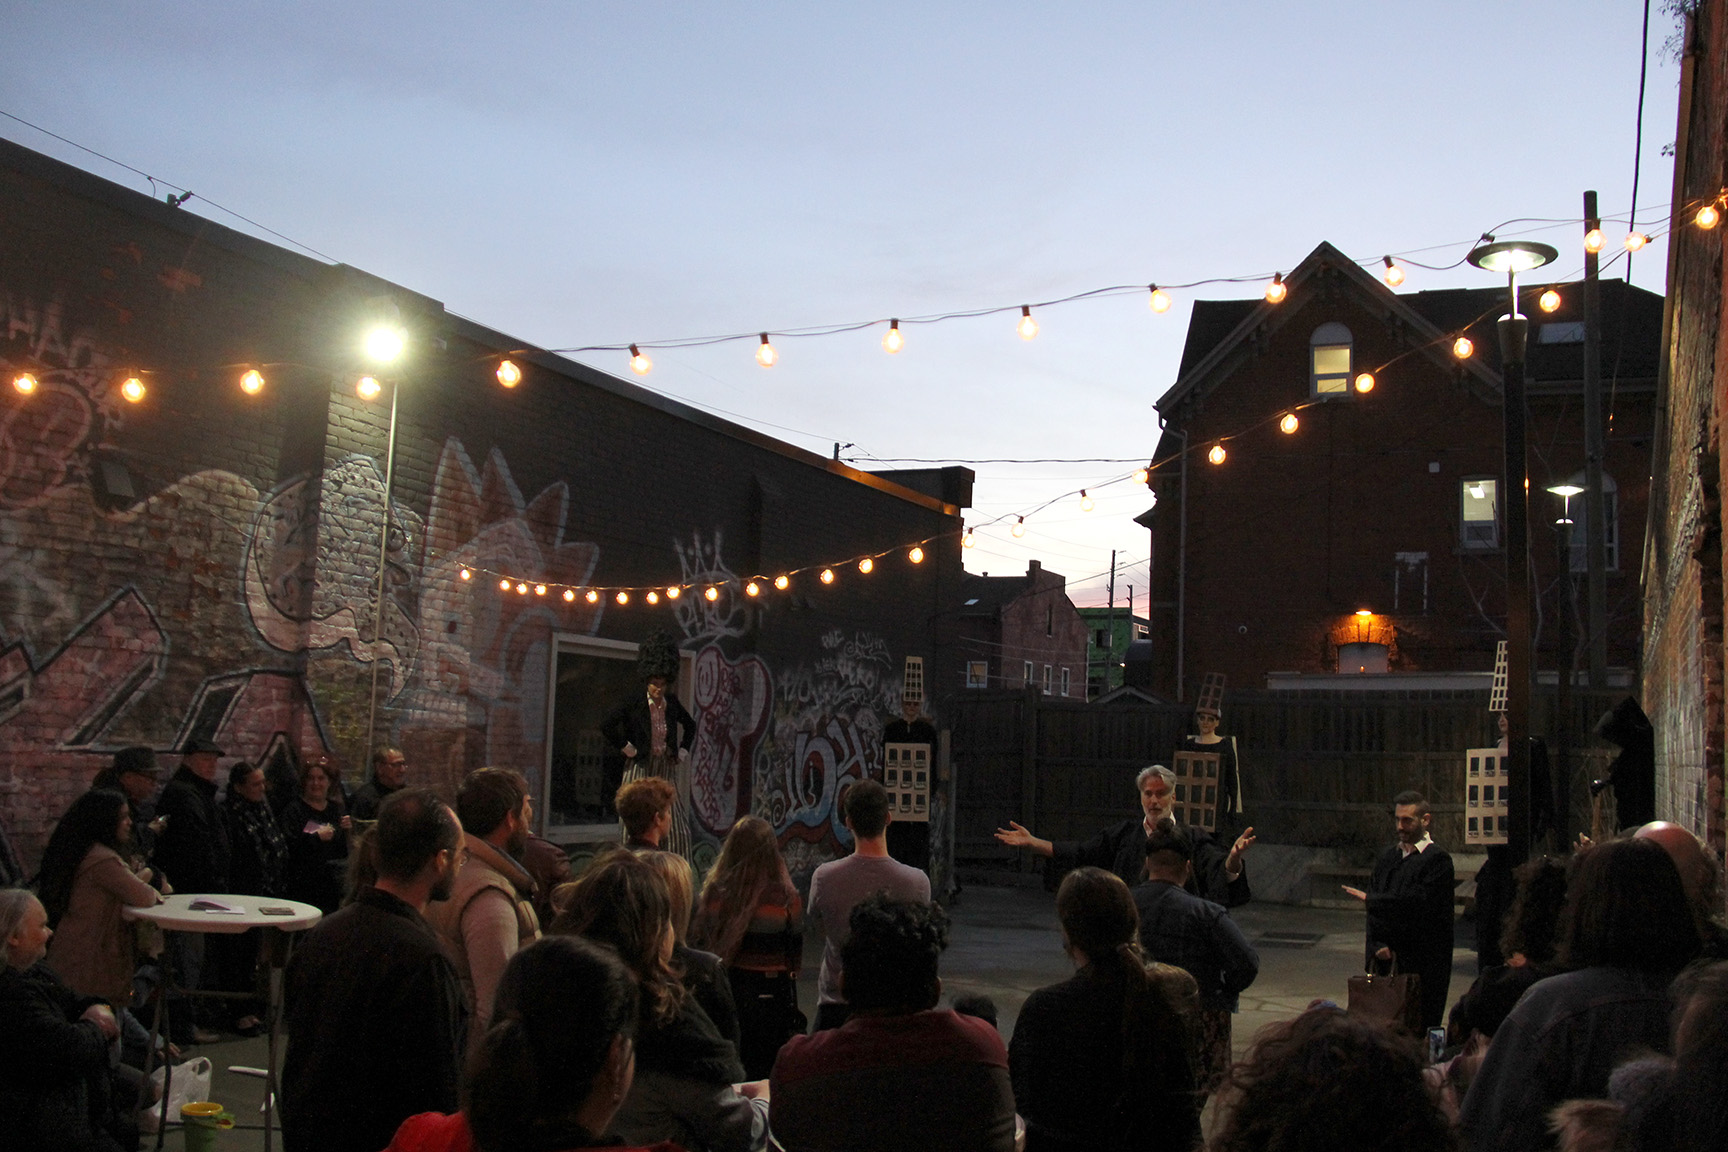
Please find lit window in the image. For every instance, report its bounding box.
[966,660,989,689]
[1563,473,1620,573]
[1461,478,1499,549]
[1060,667,1071,696]
[1310,322,1353,396]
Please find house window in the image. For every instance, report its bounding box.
[1042,664,1053,694]
[1095,628,1110,649]
[965,660,989,689]
[1310,322,1353,396]
[1023,660,1034,686]
[1060,667,1071,697]
[1045,604,1054,636]
[1338,642,1389,674]
[1563,473,1620,573]
[1461,477,1499,549]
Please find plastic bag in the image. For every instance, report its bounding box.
[145,1056,213,1126]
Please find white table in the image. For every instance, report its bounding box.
[125,894,322,1152]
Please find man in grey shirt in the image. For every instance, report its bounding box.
[808,778,931,1030]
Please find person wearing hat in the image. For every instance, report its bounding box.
[602,631,696,858]
[153,736,233,1044]
[1178,704,1242,829]
[92,746,167,865]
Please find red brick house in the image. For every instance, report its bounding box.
[1145,241,1661,701]
[957,561,1089,698]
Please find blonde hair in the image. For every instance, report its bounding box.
[638,850,695,944]
[0,889,41,968]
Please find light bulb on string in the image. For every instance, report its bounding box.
[755,334,778,367]
[585,589,600,604]
[1382,257,1405,287]
[820,568,835,585]
[774,575,790,590]
[1353,372,1375,394]
[535,584,547,596]
[1453,336,1475,359]
[12,372,37,395]
[1079,490,1094,512]
[858,557,874,575]
[666,587,681,600]
[1148,285,1171,313]
[562,588,575,602]
[516,582,528,595]
[1133,468,1150,485]
[459,568,472,581]
[882,321,903,354]
[745,581,760,597]
[1016,306,1039,341]
[496,360,522,388]
[240,368,265,395]
[357,376,382,401]
[628,345,653,376]
[120,376,146,403]
[1624,232,1649,252]
[1538,288,1562,313]
[646,591,660,605]
[1279,412,1299,434]
[1265,273,1287,304]
[908,546,924,564]
[615,591,628,605]
[705,585,720,602]
[499,579,511,591]
[1208,443,1226,465]
[1583,228,1606,253]
[962,530,976,549]
[1012,517,1026,538]
[1698,204,1722,230]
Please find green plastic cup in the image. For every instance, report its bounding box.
[180,1101,232,1152]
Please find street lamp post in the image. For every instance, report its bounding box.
[1468,239,1558,865]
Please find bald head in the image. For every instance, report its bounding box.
[1635,822,1713,906]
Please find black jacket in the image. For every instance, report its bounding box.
[282,886,467,1152]
[153,766,231,893]
[0,962,125,1152]
[602,693,696,759]
[1366,841,1455,1028]
[1050,818,1250,907]
[348,778,403,822]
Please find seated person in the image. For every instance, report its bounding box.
[770,894,1014,1152]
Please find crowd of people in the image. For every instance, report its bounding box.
[6,734,1728,1152]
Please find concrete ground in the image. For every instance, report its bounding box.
[167,883,1479,1150]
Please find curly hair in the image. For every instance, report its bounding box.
[840,893,948,1013]
[690,816,795,963]
[1497,855,1568,965]
[1210,1008,1456,1152]
[550,848,685,1025]
[615,777,676,839]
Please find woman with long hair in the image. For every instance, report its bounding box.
[689,817,803,1079]
[385,935,673,1152]
[552,850,768,1152]
[37,788,162,1005]
[1009,866,1198,1152]
[278,757,351,913]
[639,849,740,1050]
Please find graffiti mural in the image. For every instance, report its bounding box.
[688,644,772,834]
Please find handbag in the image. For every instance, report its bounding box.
[1347,952,1423,1034]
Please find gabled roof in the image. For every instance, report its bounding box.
[958,572,1034,617]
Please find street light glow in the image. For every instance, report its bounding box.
[363,325,407,363]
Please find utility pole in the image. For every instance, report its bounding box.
[1106,549,1118,693]
[1581,190,1610,688]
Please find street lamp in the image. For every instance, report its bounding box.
[1468,238,1557,866]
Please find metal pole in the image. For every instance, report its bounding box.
[362,378,401,759]
[1106,549,1117,693]
[1581,191,1609,688]
[1176,428,1189,703]
[1501,272,1533,864]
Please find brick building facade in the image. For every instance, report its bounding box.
[1145,242,1660,702]
[0,138,968,883]
[1644,0,1728,854]
[957,560,1088,697]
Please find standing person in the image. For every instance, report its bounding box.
[808,779,930,1031]
[222,761,290,1035]
[382,936,681,1152]
[641,849,741,1052]
[995,765,1255,907]
[1341,790,1455,1030]
[881,694,937,874]
[521,830,573,929]
[1176,704,1242,828]
[282,789,468,1152]
[278,757,351,914]
[1132,820,1259,1102]
[350,747,408,821]
[152,735,231,1045]
[91,746,165,866]
[425,768,541,1051]
[1011,867,1199,1152]
[617,778,678,852]
[690,816,804,1077]
[36,789,163,1006]
[603,631,696,859]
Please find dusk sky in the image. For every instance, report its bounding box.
[2,2,1683,608]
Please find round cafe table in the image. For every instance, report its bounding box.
[125,893,322,1152]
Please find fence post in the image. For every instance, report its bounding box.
[1021,686,1041,875]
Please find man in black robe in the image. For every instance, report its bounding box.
[1343,789,1456,1028]
[994,764,1255,907]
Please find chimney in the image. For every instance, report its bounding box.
[1027,559,1041,581]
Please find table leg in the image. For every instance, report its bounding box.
[263,927,290,1152]
[149,945,176,1152]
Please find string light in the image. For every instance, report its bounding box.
[1079,490,1094,512]
[496,360,522,388]
[755,334,778,367]
[515,582,528,595]
[615,590,628,605]
[666,587,681,600]
[819,568,835,585]
[1133,468,1149,484]
[628,345,652,376]
[745,580,760,597]
[1208,443,1226,465]
[499,579,511,591]
[1698,204,1721,230]
[646,590,660,604]
[562,588,575,601]
[1265,273,1287,304]
[240,368,265,395]
[908,546,924,564]
[1279,412,1299,434]
[1382,257,1405,287]
[459,568,472,581]
[12,372,36,395]
[357,376,382,401]
[1538,288,1562,313]
[585,590,600,604]
[1624,232,1649,252]
[882,321,904,354]
[775,574,790,590]
[1583,228,1606,253]
[858,557,874,574]
[120,376,146,403]
[1453,336,1475,359]
[705,585,721,601]
[1353,372,1375,394]
[963,529,976,549]
[1148,286,1171,313]
[1012,516,1026,538]
[1016,306,1039,341]
[535,584,547,596]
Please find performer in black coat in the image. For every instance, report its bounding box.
[602,630,697,857]
[996,764,1255,907]
[1343,790,1456,1028]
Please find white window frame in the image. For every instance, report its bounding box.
[1042,664,1053,694]
[1461,476,1499,550]
[1563,474,1620,573]
[1310,322,1353,396]
[1023,660,1034,686]
[965,660,989,689]
[1060,667,1071,697]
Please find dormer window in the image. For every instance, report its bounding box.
[1310,322,1353,396]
